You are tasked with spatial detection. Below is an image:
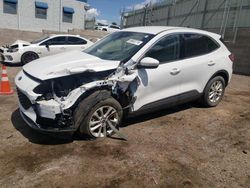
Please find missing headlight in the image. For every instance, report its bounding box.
[33,70,115,99]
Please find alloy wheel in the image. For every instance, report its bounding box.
[208,80,224,103]
[89,106,119,138]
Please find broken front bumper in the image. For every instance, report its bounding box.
[15,71,76,132]
[19,102,76,133]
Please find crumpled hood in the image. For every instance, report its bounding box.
[11,40,31,47]
[23,50,120,80]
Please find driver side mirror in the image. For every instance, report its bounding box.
[138,57,159,69]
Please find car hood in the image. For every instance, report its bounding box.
[23,50,120,80]
[11,40,31,47]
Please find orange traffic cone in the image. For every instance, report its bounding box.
[0,65,14,95]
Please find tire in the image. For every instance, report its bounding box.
[202,76,225,107]
[21,52,39,65]
[74,92,123,139]
[102,28,107,31]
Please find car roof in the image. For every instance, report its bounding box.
[123,26,180,34]
[122,26,221,38]
[49,34,81,38]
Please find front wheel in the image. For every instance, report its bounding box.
[75,97,123,139]
[21,52,39,65]
[202,76,225,107]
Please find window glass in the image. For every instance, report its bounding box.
[182,34,219,58]
[41,37,67,45]
[63,13,73,23]
[35,8,47,19]
[85,32,154,62]
[68,37,87,45]
[3,2,17,14]
[145,35,180,63]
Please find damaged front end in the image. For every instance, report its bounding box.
[15,62,138,132]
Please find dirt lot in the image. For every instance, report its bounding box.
[0,66,249,188]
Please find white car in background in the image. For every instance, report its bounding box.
[96,25,121,32]
[15,26,233,138]
[0,34,93,65]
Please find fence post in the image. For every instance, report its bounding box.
[201,0,208,29]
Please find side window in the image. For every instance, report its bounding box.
[181,34,219,58]
[3,0,17,14]
[68,37,87,45]
[145,35,180,63]
[41,37,67,45]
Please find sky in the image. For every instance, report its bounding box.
[86,0,159,25]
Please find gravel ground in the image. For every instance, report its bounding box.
[0,66,249,188]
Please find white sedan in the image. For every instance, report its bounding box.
[0,34,93,65]
[96,25,121,32]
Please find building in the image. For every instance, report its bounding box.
[0,0,88,32]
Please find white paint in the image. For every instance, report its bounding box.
[1,77,8,81]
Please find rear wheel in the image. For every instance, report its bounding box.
[202,76,225,107]
[21,52,39,65]
[74,97,123,139]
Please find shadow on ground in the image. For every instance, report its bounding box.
[11,109,75,145]
[11,102,200,145]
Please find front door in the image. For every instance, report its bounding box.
[38,36,68,57]
[132,34,182,111]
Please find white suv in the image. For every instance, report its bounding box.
[15,26,233,138]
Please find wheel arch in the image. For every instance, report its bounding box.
[21,51,39,58]
[209,70,229,87]
[72,86,126,127]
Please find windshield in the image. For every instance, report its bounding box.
[84,31,154,62]
[31,36,49,44]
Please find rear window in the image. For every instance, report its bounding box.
[181,34,219,59]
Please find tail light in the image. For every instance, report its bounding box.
[229,54,235,62]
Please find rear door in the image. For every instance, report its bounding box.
[178,33,220,95]
[66,36,88,51]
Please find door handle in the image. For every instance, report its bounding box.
[208,61,215,66]
[60,47,66,50]
[170,68,181,75]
